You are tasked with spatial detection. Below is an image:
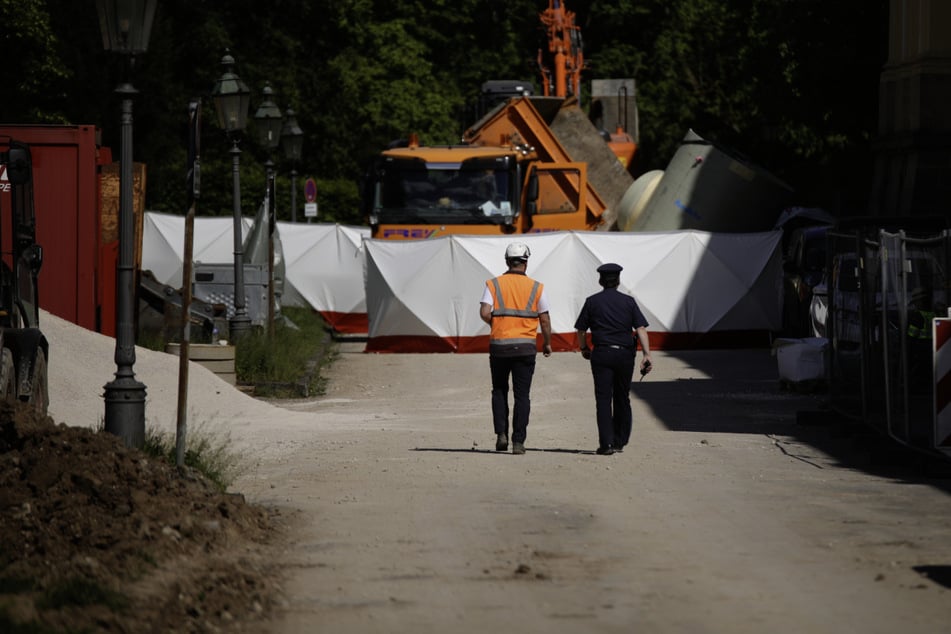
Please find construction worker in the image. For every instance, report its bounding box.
[574,263,652,455]
[479,243,552,455]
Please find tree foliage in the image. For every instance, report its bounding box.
[0,0,71,122]
[0,0,888,221]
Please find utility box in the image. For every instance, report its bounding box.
[773,337,829,384]
[165,342,236,385]
[192,263,269,327]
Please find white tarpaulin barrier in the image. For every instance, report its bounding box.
[365,231,783,352]
[278,222,370,333]
[141,212,370,333]
[142,212,253,287]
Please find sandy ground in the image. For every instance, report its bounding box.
[45,312,951,633]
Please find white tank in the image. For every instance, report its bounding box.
[628,129,793,233]
[615,169,663,232]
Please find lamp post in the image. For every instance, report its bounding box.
[211,50,253,341]
[253,83,284,157]
[252,83,282,218]
[253,84,283,337]
[97,0,156,449]
[281,108,304,223]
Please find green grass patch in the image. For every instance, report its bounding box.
[143,422,248,493]
[136,327,168,352]
[235,307,334,396]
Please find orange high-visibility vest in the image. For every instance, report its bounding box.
[487,272,543,351]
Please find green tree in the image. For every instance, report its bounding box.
[584,0,887,211]
[0,0,71,122]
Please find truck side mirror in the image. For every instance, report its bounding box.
[525,172,539,222]
[526,171,539,203]
[367,181,382,226]
[5,146,31,185]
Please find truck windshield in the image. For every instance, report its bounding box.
[376,159,515,225]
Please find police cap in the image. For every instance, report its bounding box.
[597,263,623,274]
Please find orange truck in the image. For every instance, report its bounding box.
[365,91,635,239]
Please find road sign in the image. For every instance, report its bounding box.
[305,202,318,218]
[304,178,317,203]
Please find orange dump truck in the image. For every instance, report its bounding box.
[365,94,632,239]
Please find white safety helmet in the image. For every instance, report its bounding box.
[505,242,531,261]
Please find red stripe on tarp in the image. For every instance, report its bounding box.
[365,336,458,353]
[364,330,776,353]
[318,311,368,334]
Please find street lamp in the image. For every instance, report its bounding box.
[281,108,304,223]
[97,0,156,449]
[211,50,253,341]
[253,84,283,337]
[253,83,284,154]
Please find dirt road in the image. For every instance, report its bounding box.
[238,343,951,633]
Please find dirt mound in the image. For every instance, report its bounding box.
[0,400,286,632]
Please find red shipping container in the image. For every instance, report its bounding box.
[0,125,112,334]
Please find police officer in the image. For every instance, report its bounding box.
[574,263,652,455]
[480,243,552,455]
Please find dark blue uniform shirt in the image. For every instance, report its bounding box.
[574,287,649,348]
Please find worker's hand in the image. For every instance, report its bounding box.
[640,357,652,375]
[580,348,591,360]
[543,344,552,357]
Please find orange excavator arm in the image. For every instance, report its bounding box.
[537,0,585,99]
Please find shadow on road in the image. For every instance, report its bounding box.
[412,447,592,455]
[641,349,951,493]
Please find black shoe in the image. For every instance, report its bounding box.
[613,445,624,453]
[496,434,508,451]
[596,446,615,455]
[512,442,526,455]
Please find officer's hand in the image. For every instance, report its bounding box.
[640,358,652,375]
[543,344,552,357]
[581,348,591,360]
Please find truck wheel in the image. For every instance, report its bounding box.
[0,349,14,401]
[28,351,48,415]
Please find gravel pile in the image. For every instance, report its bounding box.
[44,310,283,437]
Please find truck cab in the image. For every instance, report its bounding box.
[366,111,604,240]
[367,145,525,239]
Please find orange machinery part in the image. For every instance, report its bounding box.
[464,96,606,227]
[538,0,584,99]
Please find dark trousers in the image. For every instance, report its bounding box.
[489,354,536,443]
[589,346,636,449]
